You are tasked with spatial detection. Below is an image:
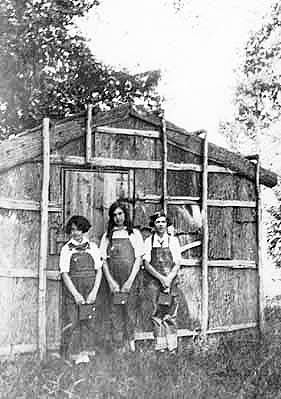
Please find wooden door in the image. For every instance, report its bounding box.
[64,169,130,244]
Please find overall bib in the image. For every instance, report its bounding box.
[107,236,137,347]
[146,234,179,351]
[61,243,97,357]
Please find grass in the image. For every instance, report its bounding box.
[1,304,281,399]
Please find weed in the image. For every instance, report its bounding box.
[1,302,281,398]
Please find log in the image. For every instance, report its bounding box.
[167,133,277,188]
[162,116,168,213]
[201,133,209,335]
[96,126,160,139]
[0,198,61,212]
[86,104,93,163]
[208,199,256,207]
[0,268,61,279]
[0,342,60,357]
[38,118,50,360]
[256,158,265,332]
[0,109,277,187]
[180,259,257,268]
[134,322,257,341]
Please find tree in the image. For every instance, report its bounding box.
[221,2,281,142]
[219,1,281,267]
[0,0,161,138]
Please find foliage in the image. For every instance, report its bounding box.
[2,304,281,399]
[0,0,161,138]
[218,2,281,267]
[267,183,281,268]
[219,1,281,149]
[234,2,281,138]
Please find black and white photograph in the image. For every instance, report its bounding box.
[0,1,281,398]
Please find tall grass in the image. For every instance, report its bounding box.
[1,303,281,399]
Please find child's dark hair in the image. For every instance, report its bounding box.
[65,215,91,234]
[106,201,133,240]
[149,210,172,228]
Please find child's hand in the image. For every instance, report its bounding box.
[74,293,85,304]
[86,294,96,304]
[110,281,120,294]
[121,281,132,293]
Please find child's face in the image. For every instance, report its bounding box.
[113,207,125,228]
[70,223,83,242]
[154,216,167,235]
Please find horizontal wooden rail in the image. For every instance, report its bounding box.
[96,126,160,139]
[134,322,257,341]
[0,268,37,278]
[0,260,256,280]
[49,155,236,174]
[0,268,61,280]
[136,197,256,207]
[208,199,256,208]
[168,163,201,172]
[0,198,61,212]
[0,196,256,212]
[180,259,257,268]
[136,195,200,204]
[0,342,60,357]
[208,260,256,268]
[208,322,257,334]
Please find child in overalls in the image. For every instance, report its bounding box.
[143,211,182,352]
[60,215,102,364]
[100,201,143,352]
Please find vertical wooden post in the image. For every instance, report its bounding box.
[38,117,50,360]
[86,104,93,163]
[256,156,265,333]
[201,132,209,335]
[161,115,168,213]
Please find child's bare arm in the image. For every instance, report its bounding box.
[86,268,102,304]
[102,260,120,293]
[62,272,85,304]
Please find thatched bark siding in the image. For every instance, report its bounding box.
[0,162,42,201]
[208,269,258,328]
[0,106,277,356]
[0,277,38,347]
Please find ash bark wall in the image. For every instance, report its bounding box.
[0,114,260,354]
[0,161,60,354]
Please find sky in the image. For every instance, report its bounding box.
[78,0,274,145]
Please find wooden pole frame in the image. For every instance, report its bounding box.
[161,115,168,213]
[86,104,94,163]
[256,156,265,333]
[38,117,50,360]
[201,132,209,336]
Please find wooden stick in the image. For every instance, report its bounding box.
[180,259,257,268]
[161,115,168,213]
[201,132,209,336]
[134,322,257,341]
[0,342,61,357]
[135,194,200,204]
[207,199,256,208]
[0,198,61,212]
[86,104,93,163]
[38,117,50,360]
[180,240,202,253]
[208,259,256,268]
[96,126,160,139]
[256,157,265,333]
[0,115,277,187]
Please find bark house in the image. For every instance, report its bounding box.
[0,104,277,358]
